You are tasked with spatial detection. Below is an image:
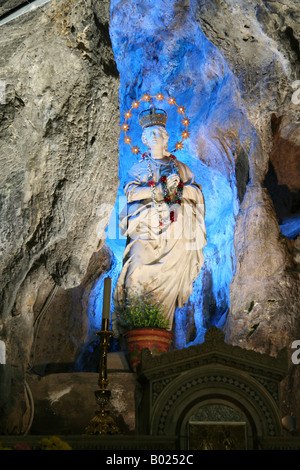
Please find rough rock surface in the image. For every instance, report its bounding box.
[26,356,135,436]
[28,245,113,377]
[192,0,300,428]
[0,0,120,434]
[224,183,299,353]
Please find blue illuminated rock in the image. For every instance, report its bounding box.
[108,0,300,355]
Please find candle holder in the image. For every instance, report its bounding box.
[84,318,121,435]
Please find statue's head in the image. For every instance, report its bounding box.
[142,125,169,154]
[139,105,169,155]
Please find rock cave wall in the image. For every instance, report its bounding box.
[0,0,120,433]
[0,0,300,435]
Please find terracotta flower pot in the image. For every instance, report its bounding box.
[124,328,173,372]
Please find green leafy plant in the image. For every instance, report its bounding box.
[0,436,71,451]
[115,290,170,332]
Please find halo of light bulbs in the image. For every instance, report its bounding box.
[121,93,190,155]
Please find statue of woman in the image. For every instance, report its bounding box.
[114,106,206,330]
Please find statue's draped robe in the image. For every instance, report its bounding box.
[114,155,207,329]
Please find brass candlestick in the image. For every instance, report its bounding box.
[84,279,121,435]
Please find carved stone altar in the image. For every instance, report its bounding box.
[136,327,288,450]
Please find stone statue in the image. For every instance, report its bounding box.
[114,106,206,330]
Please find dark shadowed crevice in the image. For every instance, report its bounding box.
[235,147,249,203]
[264,162,300,239]
[264,115,300,239]
[284,26,300,65]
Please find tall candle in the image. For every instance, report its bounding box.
[102,277,112,320]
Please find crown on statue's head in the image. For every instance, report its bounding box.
[138,105,167,130]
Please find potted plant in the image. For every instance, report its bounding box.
[114,290,173,371]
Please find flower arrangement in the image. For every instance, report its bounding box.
[39,436,72,450]
[115,289,170,332]
[14,443,31,450]
[0,441,12,450]
[144,152,184,227]
[0,436,71,450]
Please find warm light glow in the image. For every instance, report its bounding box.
[181,130,190,140]
[142,93,151,102]
[131,146,140,154]
[155,93,164,101]
[124,111,132,119]
[168,97,176,105]
[177,106,185,114]
[121,123,129,131]
[131,101,139,108]
[182,117,190,126]
[124,136,132,144]
[175,141,184,150]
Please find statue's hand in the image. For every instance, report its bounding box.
[167,174,180,193]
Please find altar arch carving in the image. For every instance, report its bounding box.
[136,327,288,450]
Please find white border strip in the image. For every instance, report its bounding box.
[0,0,51,26]
[0,340,5,364]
